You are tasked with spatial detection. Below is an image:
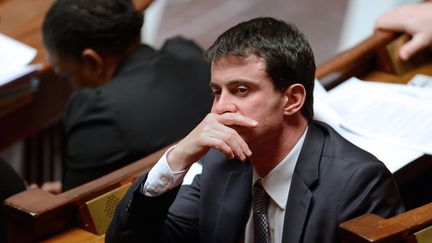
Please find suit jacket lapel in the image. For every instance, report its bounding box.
[213,161,252,243]
[282,122,324,243]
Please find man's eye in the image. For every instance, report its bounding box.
[211,90,221,96]
[237,86,248,94]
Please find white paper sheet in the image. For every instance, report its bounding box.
[327,78,432,154]
[313,79,424,173]
[408,74,432,88]
[0,33,37,86]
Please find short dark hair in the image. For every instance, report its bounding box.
[42,0,143,58]
[204,17,316,121]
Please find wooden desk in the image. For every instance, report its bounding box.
[0,0,67,151]
[316,31,432,87]
[0,0,53,64]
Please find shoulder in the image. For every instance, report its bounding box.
[161,36,205,60]
[313,121,381,164]
[308,123,403,212]
[66,88,99,108]
[309,121,389,179]
[113,40,209,82]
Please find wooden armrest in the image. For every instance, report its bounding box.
[4,144,170,243]
[340,203,432,243]
[316,30,397,89]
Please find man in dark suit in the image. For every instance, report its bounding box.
[106,17,404,243]
[42,0,212,190]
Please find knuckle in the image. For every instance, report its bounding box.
[213,139,224,149]
[223,130,236,141]
[204,113,215,122]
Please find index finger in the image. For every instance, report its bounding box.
[217,112,258,128]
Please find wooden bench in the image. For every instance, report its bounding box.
[5,144,169,242]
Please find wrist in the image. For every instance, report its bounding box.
[166,147,191,172]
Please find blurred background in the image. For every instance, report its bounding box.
[144,0,420,65]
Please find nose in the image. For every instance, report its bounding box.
[211,92,237,114]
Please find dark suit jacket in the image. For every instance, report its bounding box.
[62,37,212,190]
[106,121,404,243]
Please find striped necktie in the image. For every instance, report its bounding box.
[253,180,270,243]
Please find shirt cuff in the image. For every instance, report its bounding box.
[142,146,189,197]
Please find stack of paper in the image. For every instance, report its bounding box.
[0,33,38,85]
[0,33,40,108]
[314,77,428,173]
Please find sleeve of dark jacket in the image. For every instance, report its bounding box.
[106,172,202,243]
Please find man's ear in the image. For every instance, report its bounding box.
[80,48,105,87]
[283,83,306,115]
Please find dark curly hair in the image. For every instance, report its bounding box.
[42,0,143,58]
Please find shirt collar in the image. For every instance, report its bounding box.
[252,126,308,209]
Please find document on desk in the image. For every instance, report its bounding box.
[408,74,432,88]
[0,33,37,86]
[327,77,432,155]
[313,79,425,173]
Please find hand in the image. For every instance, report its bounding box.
[28,181,62,194]
[375,2,432,61]
[167,113,258,171]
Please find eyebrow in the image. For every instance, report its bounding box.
[209,79,258,88]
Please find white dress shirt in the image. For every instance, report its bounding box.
[244,128,307,243]
[143,128,308,243]
[142,146,187,196]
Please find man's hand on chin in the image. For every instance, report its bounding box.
[167,112,258,171]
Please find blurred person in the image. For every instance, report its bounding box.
[42,0,212,191]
